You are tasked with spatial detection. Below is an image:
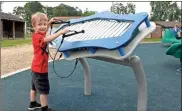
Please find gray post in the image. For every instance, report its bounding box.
[78,58,91,95]
[0,17,2,40]
[12,21,15,39]
[130,55,147,111]
[89,56,147,111]
[23,22,26,39]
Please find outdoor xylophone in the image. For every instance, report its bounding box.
[49,11,156,111]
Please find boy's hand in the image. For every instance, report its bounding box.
[61,28,69,34]
[48,17,59,24]
[57,28,69,35]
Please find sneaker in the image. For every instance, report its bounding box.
[28,102,41,110]
[41,106,56,111]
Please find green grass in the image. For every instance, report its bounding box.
[1,38,32,47]
[1,37,162,48]
[143,38,162,42]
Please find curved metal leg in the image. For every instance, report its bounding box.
[78,58,91,95]
[130,55,147,111]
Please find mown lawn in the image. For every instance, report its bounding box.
[1,37,162,48]
[1,38,32,47]
[142,38,162,42]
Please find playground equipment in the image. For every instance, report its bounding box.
[49,11,156,111]
[166,40,181,59]
[165,24,182,61]
[162,28,181,44]
[166,39,182,72]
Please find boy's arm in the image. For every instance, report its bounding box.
[47,22,51,32]
[47,17,59,32]
[44,28,68,43]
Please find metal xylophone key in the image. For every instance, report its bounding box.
[64,20,132,42]
[53,11,153,60]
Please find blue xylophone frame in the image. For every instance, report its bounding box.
[53,11,150,57]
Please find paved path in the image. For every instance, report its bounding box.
[1,43,180,111]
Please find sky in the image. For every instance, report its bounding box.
[1,1,181,17]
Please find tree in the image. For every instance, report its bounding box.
[24,1,44,27]
[167,2,181,21]
[43,6,54,19]
[63,4,82,16]
[150,1,171,21]
[52,4,83,17]
[126,3,135,14]
[53,4,68,16]
[75,6,82,16]
[150,1,181,21]
[82,8,97,16]
[12,2,97,28]
[111,2,136,14]
[13,6,25,19]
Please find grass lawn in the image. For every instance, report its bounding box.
[1,37,162,48]
[142,38,162,42]
[1,38,32,47]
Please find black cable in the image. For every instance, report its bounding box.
[52,36,79,78]
[47,26,57,60]
[52,57,78,78]
[48,22,79,78]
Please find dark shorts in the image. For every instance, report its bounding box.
[31,71,50,94]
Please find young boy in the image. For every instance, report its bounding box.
[28,12,68,111]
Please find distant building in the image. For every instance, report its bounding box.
[149,21,182,38]
[0,12,25,39]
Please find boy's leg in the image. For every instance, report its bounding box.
[40,94,48,107]
[30,90,36,102]
[33,72,51,111]
[39,74,50,111]
[31,72,37,101]
[40,94,49,111]
[28,72,41,110]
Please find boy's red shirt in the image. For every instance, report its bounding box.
[31,32,49,73]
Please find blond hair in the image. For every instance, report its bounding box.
[31,12,48,27]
